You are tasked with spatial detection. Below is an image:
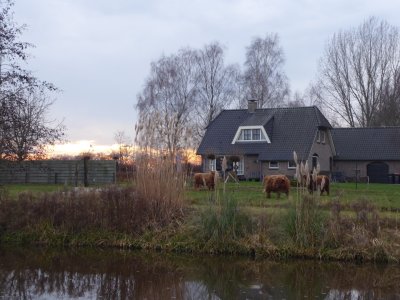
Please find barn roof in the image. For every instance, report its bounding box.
[331,127,400,160]
[197,106,331,161]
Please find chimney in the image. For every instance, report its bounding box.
[248,99,258,113]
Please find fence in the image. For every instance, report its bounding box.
[0,160,116,185]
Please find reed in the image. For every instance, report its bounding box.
[134,151,186,228]
[199,194,252,244]
[0,153,186,240]
[289,151,326,248]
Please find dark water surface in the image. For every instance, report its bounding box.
[0,246,399,299]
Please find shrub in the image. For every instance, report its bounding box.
[134,153,186,229]
[0,153,186,238]
[284,195,327,248]
[199,194,252,243]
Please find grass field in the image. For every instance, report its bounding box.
[185,181,400,211]
[1,183,66,199]
[3,181,400,210]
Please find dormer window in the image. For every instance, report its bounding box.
[232,126,271,144]
[252,129,261,140]
[241,129,262,141]
[243,129,252,140]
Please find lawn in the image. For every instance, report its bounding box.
[3,181,400,211]
[1,183,66,199]
[185,181,400,211]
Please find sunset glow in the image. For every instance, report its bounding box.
[45,141,201,164]
[46,140,121,157]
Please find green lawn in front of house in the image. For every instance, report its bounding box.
[185,180,400,211]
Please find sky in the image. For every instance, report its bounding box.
[10,0,400,153]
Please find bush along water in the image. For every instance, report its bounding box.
[0,151,186,246]
[281,152,391,262]
[198,191,252,251]
[285,151,327,250]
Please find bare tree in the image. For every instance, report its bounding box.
[313,17,400,127]
[135,49,197,157]
[1,86,65,161]
[192,42,239,145]
[287,91,306,107]
[0,0,64,160]
[374,68,400,126]
[241,33,289,108]
[114,130,131,161]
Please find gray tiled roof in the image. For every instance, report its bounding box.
[197,106,331,161]
[331,127,400,160]
[239,110,274,126]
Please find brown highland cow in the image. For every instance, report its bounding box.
[263,175,290,198]
[308,175,330,196]
[194,171,216,190]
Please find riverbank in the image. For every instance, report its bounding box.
[1,183,400,263]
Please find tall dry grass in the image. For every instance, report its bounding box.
[134,152,186,227]
[286,151,326,248]
[0,152,186,238]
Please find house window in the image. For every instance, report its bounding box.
[233,126,270,143]
[209,159,216,171]
[317,130,326,143]
[288,160,296,169]
[229,157,244,176]
[312,154,318,170]
[320,131,325,143]
[234,160,244,175]
[243,129,251,140]
[269,161,279,169]
[252,129,261,140]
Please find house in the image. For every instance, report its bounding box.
[197,100,400,183]
[197,100,336,180]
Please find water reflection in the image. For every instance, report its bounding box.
[0,246,399,299]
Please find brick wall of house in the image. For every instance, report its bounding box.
[261,161,297,178]
[307,129,335,173]
[333,160,400,180]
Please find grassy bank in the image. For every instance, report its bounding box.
[1,178,400,263]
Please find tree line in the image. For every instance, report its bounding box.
[136,16,400,156]
[135,34,290,155]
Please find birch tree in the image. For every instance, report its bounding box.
[192,42,239,145]
[241,34,289,108]
[135,49,197,156]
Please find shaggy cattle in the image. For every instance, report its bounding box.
[263,175,290,198]
[308,175,330,196]
[194,171,216,190]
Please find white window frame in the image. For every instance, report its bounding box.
[231,126,271,144]
[317,130,326,144]
[251,128,261,140]
[233,159,244,175]
[320,131,326,144]
[209,158,216,171]
[242,129,252,140]
[269,161,279,169]
[288,161,296,169]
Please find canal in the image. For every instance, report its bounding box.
[0,246,399,299]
